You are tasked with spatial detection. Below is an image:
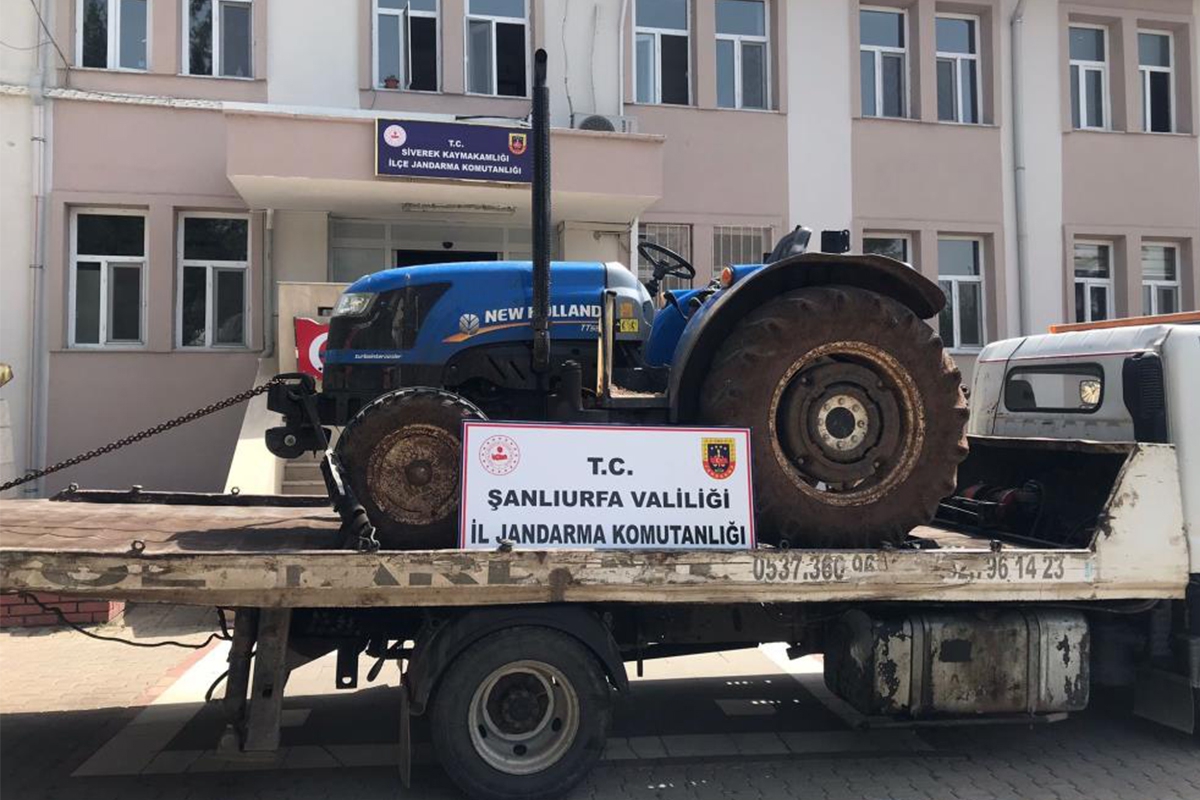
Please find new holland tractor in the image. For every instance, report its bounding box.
[266,51,968,550]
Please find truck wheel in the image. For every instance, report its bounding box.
[335,388,484,550]
[431,627,612,800]
[699,286,968,547]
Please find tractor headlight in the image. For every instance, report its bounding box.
[333,292,375,317]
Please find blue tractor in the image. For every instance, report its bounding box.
[266,52,967,550]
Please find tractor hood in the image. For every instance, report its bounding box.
[326,261,651,366]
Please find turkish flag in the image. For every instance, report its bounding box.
[294,317,329,379]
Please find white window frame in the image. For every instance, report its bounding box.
[1142,243,1180,315]
[634,0,692,105]
[373,0,439,91]
[935,13,980,124]
[715,1,770,110]
[75,0,150,71]
[1138,28,1175,134]
[68,207,148,349]
[862,232,913,264]
[182,0,254,79]
[1069,23,1110,131]
[176,212,252,350]
[859,5,909,118]
[938,235,986,353]
[1072,239,1114,323]
[463,0,529,98]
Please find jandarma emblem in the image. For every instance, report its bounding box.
[702,438,736,480]
[508,133,527,156]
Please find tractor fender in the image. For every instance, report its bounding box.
[668,253,946,422]
[405,605,628,715]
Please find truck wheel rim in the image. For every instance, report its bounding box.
[367,424,460,524]
[770,341,924,506]
[468,660,580,775]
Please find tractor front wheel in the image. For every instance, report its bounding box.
[699,286,968,548]
[336,388,484,550]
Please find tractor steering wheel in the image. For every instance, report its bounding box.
[638,241,696,296]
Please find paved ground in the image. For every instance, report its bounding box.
[1,604,1198,800]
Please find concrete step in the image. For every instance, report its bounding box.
[281,480,326,496]
[284,460,322,478]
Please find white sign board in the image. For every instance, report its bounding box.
[460,422,755,550]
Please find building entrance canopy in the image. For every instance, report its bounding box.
[225,112,665,224]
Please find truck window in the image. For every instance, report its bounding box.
[1004,365,1103,413]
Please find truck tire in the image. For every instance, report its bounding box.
[699,286,968,547]
[335,387,484,550]
[431,627,612,800]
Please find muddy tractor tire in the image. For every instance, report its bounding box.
[699,286,968,548]
[336,387,484,550]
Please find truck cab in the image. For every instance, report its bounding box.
[967,314,1200,733]
[967,316,1199,563]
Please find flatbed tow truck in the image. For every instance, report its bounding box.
[4,324,1200,799]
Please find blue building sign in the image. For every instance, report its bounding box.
[375,119,532,183]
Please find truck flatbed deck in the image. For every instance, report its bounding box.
[1,440,1187,607]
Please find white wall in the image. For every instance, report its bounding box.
[273,211,331,283]
[1012,0,1065,334]
[0,0,40,493]
[785,0,854,235]
[543,0,624,127]
[267,0,360,107]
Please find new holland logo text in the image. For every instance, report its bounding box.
[448,304,602,341]
[702,438,736,480]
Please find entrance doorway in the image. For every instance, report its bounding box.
[329,218,527,283]
[394,250,499,267]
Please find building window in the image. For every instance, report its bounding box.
[78,0,148,70]
[714,225,773,280]
[1142,244,1179,315]
[1073,241,1113,323]
[375,0,438,91]
[1069,25,1108,130]
[937,237,984,350]
[716,0,768,110]
[70,210,146,347]
[1139,31,1173,133]
[637,223,693,289]
[635,0,690,105]
[863,233,911,263]
[465,0,527,97]
[178,214,250,348]
[860,7,906,118]
[936,15,979,123]
[186,0,253,78]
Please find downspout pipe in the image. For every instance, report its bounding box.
[25,0,51,496]
[617,0,630,113]
[1010,0,1030,335]
[263,208,276,358]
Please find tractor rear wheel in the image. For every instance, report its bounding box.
[336,388,484,550]
[698,286,968,548]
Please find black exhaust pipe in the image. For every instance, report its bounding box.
[531,49,551,373]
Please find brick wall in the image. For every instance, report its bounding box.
[0,593,125,628]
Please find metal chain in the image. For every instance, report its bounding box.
[0,377,287,494]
